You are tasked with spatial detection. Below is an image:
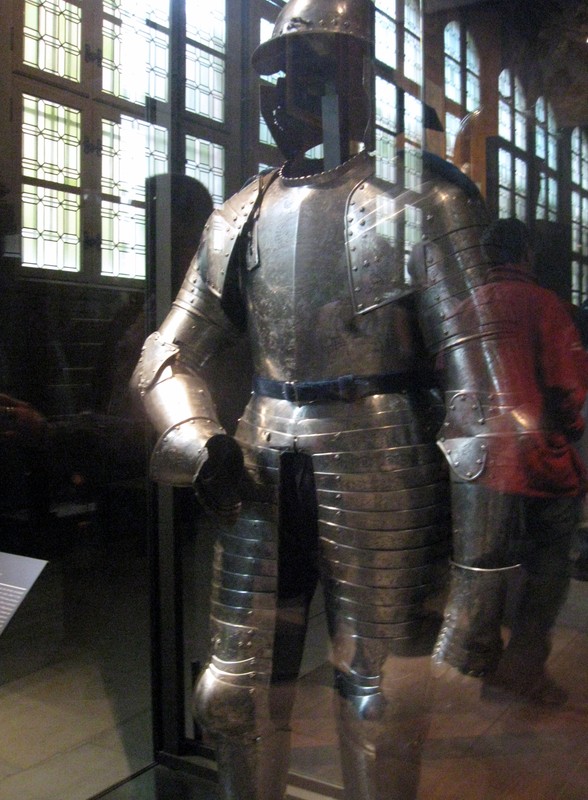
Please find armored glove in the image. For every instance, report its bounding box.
[193,433,244,525]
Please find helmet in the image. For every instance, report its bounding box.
[252,0,374,75]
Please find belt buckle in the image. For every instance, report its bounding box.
[282,381,298,402]
[337,374,357,402]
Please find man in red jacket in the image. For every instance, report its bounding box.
[434,217,588,703]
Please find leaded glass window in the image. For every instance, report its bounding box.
[534,97,558,222]
[21,93,81,271]
[101,116,168,278]
[444,20,480,160]
[186,135,225,206]
[102,0,169,105]
[185,0,226,121]
[375,1,397,69]
[23,0,82,82]
[571,128,588,305]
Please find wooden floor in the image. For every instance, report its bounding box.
[287,578,588,800]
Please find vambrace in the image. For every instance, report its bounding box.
[131,273,243,486]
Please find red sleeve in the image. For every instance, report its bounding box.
[538,291,588,439]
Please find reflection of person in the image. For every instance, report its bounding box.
[571,299,588,581]
[131,1,493,797]
[0,393,48,444]
[433,217,588,703]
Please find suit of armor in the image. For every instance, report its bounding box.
[131,1,493,797]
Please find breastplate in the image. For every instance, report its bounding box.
[244,153,422,382]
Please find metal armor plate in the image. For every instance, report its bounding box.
[346,177,416,314]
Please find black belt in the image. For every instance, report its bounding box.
[252,371,436,404]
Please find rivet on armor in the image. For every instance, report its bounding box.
[454,460,460,466]
[334,454,340,461]
[478,418,485,425]
[265,432,271,442]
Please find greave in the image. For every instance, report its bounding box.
[433,564,508,675]
[215,728,291,800]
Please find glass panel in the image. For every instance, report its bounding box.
[23,0,82,82]
[101,116,167,278]
[404,141,422,189]
[185,135,225,206]
[536,174,546,220]
[513,78,527,150]
[375,77,397,131]
[375,128,397,182]
[186,0,226,52]
[445,54,461,104]
[21,94,81,273]
[102,0,169,104]
[404,91,422,147]
[444,20,460,61]
[101,117,168,203]
[101,200,145,278]
[548,177,558,221]
[22,94,81,187]
[375,6,396,68]
[21,185,80,270]
[404,29,422,85]
[186,45,225,121]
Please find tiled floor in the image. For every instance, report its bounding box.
[1,532,588,800]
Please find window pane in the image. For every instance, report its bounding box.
[22,185,80,270]
[186,45,225,122]
[376,77,397,131]
[101,116,168,279]
[444,21,460,61]
[185,135,225,206]
[101,117,168,203]
[23,0,82,82]
[101,201,146,279]
[375,128,397,182]
[22,94,81,186]
[375,8,396,68]
[404,92,422,147]
[102,0,169,104]
[186,0,226,52]
[404,30,422,85]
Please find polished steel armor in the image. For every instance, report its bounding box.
[131,142,496,798]
[131,0,501,797]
